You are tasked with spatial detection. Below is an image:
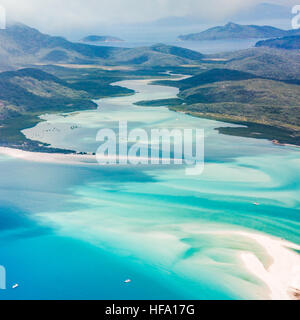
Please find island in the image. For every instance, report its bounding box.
[178,22,300,41]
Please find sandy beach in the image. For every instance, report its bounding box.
[0,146,176,167]
[214,230,300,300]
[0,147,98,166]
[238,231,300,300]
[180,226,300,300]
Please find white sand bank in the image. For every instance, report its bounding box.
[0,147,97,165]
[180,226,300,300]
[0,147,176,166]
[238,231,300,300]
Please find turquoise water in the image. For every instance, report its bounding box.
[1,78,300,300]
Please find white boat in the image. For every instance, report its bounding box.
[124,279,131,283]
[12,284,19,289]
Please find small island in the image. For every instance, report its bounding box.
[178,22,300,41]
[81,35,124,43]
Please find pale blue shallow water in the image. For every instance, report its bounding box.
[90,39,260,54]
[0,78,300,300]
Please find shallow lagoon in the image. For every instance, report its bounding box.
[0,78,299,299]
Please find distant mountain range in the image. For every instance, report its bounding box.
[256,35,300,50]
[179,22,300,41]
[81,35,123,42]
[0,22,120,65]
[0,22,204,69]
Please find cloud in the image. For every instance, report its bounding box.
[0,0,294,35]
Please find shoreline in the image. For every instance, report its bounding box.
[271,139,300,148]
[237,231,300,300]
[182,227,300,300]
[167,109,300,147]
[3,73,300,152]
[0,146,98,166]
[237,232,300,300]
[0,146,181,167]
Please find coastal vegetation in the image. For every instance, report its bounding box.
[212,47,300,81]
[0,68,98,151]
[136,69,300,145]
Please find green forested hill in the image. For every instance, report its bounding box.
[255,35,300,50]
[0,23,204,68]
[212,48,300,81]
[0,68,95,115]
[0,68,98,150]
[136,68,300,144]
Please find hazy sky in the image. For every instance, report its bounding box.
[0,0,296,36]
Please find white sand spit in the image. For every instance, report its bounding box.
[0,147,97,165]
[238,232,300,300]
